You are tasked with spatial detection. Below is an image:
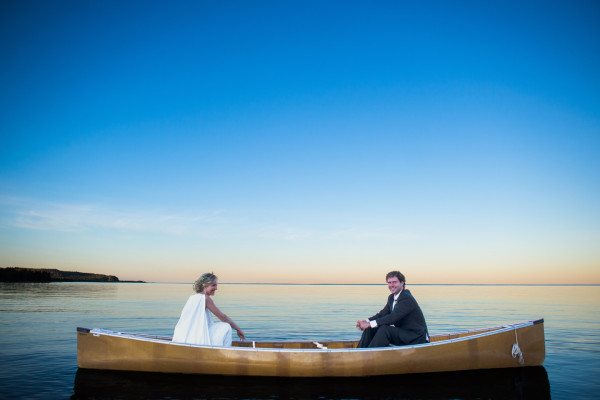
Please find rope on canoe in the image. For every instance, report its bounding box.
[512,329,524,365]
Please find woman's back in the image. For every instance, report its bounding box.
[172,293,232,346]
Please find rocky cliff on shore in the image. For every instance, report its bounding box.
[0,267,128,282]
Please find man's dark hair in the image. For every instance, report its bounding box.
[386,270,406,283]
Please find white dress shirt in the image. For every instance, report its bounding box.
[369,289,402,328]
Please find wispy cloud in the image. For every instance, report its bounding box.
[327,228,421,241]
[249,225,314,240]
[243,224,419,242]
[0,195,420,242]
[0,195,225,235]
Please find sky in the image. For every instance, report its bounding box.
[1,1,599,284]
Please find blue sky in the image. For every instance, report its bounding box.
[1,1,599,284]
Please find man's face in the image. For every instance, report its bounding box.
[387,277,404,295]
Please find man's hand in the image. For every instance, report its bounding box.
[356,320,370,331]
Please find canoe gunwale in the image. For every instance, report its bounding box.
[79,318,544,354]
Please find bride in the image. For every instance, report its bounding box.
[172,273,245,346]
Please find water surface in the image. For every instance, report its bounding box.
[0,282,598,399]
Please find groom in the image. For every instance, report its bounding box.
[356,271,429,348]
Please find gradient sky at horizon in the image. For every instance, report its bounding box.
[1,1,599,284]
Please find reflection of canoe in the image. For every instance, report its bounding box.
[76,319,545,377]
[73,366,551,400]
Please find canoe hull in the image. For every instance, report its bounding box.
[77,319,545,377]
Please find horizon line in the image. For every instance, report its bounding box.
[143,282,600,286]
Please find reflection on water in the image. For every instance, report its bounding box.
[72,366,551,400]
[1,282,599,399]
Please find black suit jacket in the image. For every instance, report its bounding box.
[368,289,428,344]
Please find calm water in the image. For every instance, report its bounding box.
[0,282,598,399]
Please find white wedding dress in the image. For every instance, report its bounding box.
[172,294,233,346]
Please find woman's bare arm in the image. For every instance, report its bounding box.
[205,296,246,340]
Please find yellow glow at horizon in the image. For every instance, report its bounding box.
[116,263,600,285]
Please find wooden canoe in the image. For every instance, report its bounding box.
[76,318,545,377]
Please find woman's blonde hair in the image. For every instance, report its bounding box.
[193,272,217,293]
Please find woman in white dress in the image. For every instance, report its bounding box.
[172,273,245,346]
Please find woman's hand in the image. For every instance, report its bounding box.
[236,328,246,341]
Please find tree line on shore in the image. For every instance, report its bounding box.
[0,267,121,282]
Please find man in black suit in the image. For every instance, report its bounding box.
[356,271,429,348]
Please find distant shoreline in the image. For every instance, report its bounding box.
[0,267,145,283]
[1,268,595,285]
[220,282,600,286]
[164,282,599,286]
